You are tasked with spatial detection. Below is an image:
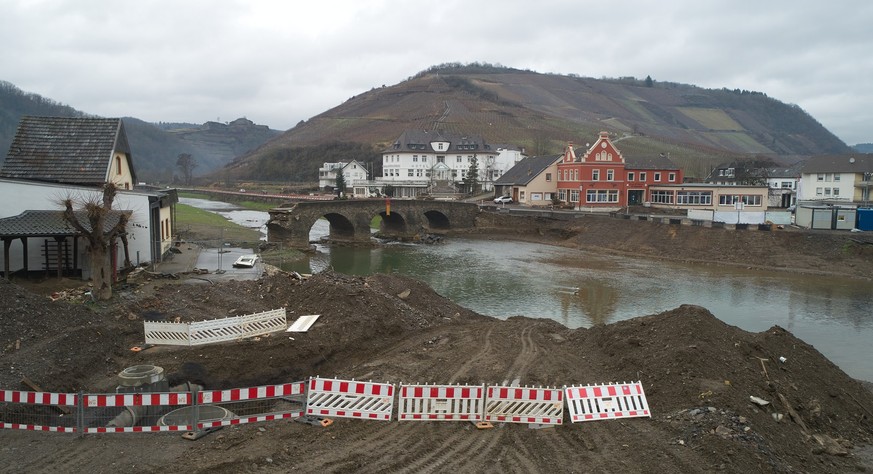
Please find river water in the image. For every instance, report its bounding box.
[181,198,873,381]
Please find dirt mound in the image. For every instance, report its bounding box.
[1,272,872,472]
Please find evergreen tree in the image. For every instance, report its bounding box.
[462,157,480,194]
[335,169,347,197]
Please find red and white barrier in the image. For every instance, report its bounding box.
[84,392,190,408]
[1,390,76,406]
[484,386,563,425]
[305,377,394,421]
[564,382,650,422]
[398,384,485,422]
[0,390,78,432]
[197,381,306,428]
[198,381,305,404]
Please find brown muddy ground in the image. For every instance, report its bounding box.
[1,213,872,473]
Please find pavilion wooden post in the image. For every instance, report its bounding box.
[21,237,28,277]
[2,238,10,281]
[54,237,64,278]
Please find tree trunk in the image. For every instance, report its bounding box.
[90,243,112,301]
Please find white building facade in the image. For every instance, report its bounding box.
[0,179,170,278]
[378,130,499,197]
[318,160,370,196]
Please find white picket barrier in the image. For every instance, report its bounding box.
[305,377,394,421]
[398,384,485,422]
[484,385,563,425]
[144,308,286,346]
[564,381,651,422]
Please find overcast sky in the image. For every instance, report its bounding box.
[2,1,871,145]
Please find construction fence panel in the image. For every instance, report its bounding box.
[398,384,485,422]
[143,308,287,346]
[484,386,563,425]
[197,381,306,429]
[143,321,190,346]
[82,392,192,433]
[188,308,287,345]
[306,377,394,421]
[0,390,78,433]
[564,381,651,423]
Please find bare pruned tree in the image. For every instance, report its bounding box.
[61,183,130,301]
[176,153,197,185]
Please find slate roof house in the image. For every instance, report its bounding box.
[2,116,137,189]
[0,116,177,281]
[493,155,562,206]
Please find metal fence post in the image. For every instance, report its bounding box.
[77,390,85,437]
[190,385,200,435]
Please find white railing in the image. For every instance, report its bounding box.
[144,308,286,346]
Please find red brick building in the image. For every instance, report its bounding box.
[556,132,683,209]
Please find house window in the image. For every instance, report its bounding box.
[654,172,661,182]
[574,169,578,181]
[607,169,614,181]
[586,189,619,203]
[816,187,823,196]
[627,172,635,181]
[545,173,552,182]
[676,191,712,205]
[457,156,462,163]
[719,195,738,205]
[817,173,825,181]
[781,181,792,188]
[742,195,762,206]
[569,190,579,202]
[833,174,841,182]
[520,191,525,200]
[833,188,840,196]
[824,188,831,196]
[668,172,676,182]
[413,155,418,162]
[592,170,600,181]
[650,190,674,204]
[116,156,122,175]
[639,172,647,181]
[437,156,445,163]
[408,169,414,177]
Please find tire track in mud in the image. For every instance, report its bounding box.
[447,328,493,383]
[391,426,506,473]
[503,325,540,384]
[300,422,418,472]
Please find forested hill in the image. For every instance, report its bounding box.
[226,63,850,180]
[0,81,279,182]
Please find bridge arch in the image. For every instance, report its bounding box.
[267,200,479,250]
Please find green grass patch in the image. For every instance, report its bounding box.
[175,203,261,245]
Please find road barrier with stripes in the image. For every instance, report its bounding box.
[564,381,651,422]
[197,381,306,429]
[143,308,286,346]
[305,377,394,421]
[0,380,307,434]
[1,378,652,435]
[484,386,564,425]
[398,384,485,421]
[0,389,78,432]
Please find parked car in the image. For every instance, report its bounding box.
[494,196,513,204]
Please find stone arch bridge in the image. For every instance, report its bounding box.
[267,200,479,249]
